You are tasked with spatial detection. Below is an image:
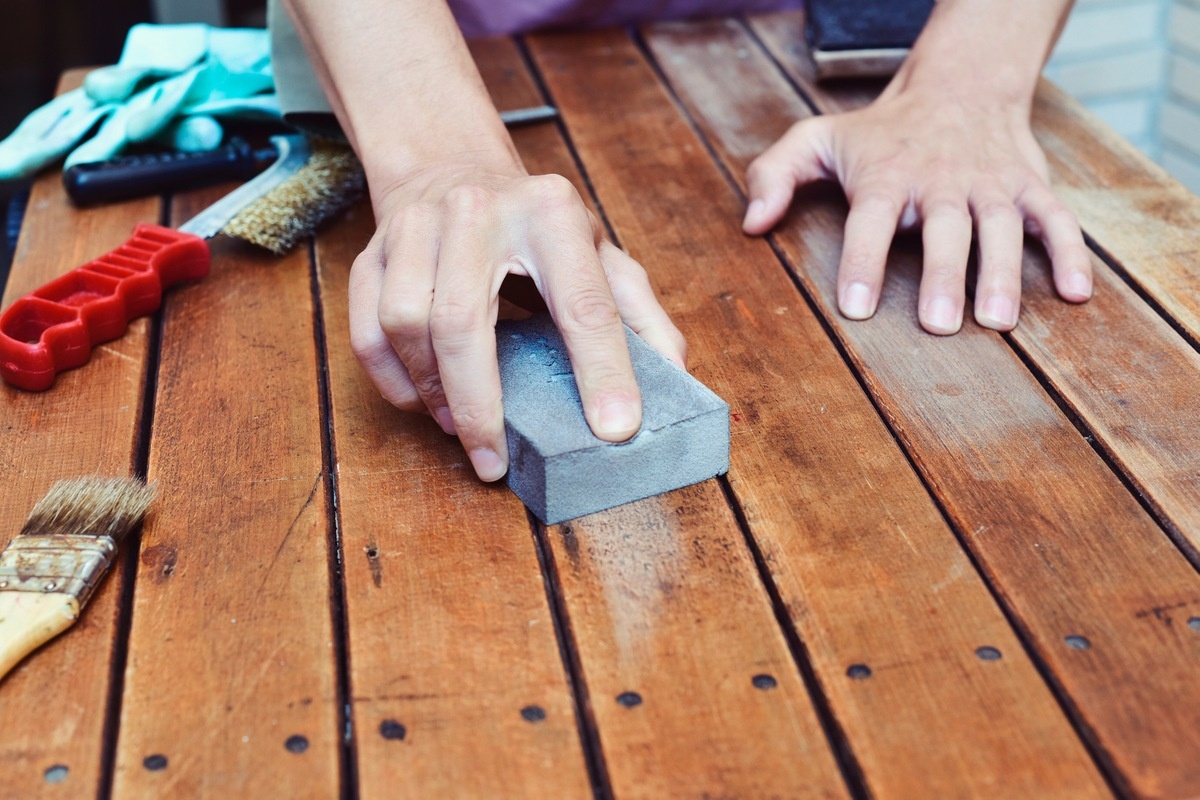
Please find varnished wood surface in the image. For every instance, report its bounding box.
[109,185,341,796]
[674,16,1200,797]
[0,70,157,800]
[0,14,1197,799]
[535,23,1107,799]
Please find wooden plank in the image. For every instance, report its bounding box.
[110,186,341,796]
[313,39,595,797]
[748,11,1200,560]
[527,28,1110,800]
[670,15,1200,797]
[490,35,852,799]
[0,69,156,800]
[1032,83,1200,343]
[318,208,595,800]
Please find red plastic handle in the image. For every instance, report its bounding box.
[0,223,210,391]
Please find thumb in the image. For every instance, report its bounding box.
[743,117,833,235]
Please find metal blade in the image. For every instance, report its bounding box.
[177,133,311,239]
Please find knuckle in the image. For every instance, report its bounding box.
[561,286,620,332]
[386,203,436,239]
[785,116,821,143]
[350,329,392,372]
[429,298,487,343]
[745,157,771,184]
[529,173,579,204]
[838,246,885,281]
[377,295,429,339]
[442,184,494,216]
[851,188,902,218]
[449,398,502,438]
[381,389,423,414]
[1044,204,1080,231]
[972,193,1019,223]
[920,194,969,222]
[923,261,965,286]
[407,370,444,403]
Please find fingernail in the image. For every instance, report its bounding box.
[924,296,962,334]
[597,398,640,440]
[841,282,874,319]
[433,407,456,435]
[979,295,1017,329]
[468,447,507,482]
[743,199,765,227]
[1068,271,1092,299]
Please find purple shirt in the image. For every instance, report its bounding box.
[447,0,805,38]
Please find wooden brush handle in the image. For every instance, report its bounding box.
[0,592,80,681]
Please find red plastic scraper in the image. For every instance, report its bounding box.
[0,134,310,391]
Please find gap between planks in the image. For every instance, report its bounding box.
[528,25,1110,800]
[645,14,1200,797]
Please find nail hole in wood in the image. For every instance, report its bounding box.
[379,720,407,740]
[616,691,642,708]
[142,754,168,771]
[1065,635,1091,651]
[285,735,309,754]
[43,765,69,784]
[520,705,547,722]
[364,546,379,558]
[975,646,1002,661]
[846,664,872,680]
[751,674,777,690]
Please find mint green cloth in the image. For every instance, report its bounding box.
[0,23,281,180]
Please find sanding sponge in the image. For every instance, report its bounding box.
[497,315,730,525]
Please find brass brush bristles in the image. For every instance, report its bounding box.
[20,477,155,542]
[222,138,366,256]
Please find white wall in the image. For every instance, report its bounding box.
[1045,0,1200,194]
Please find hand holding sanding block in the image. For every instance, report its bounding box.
[497,315,730,525]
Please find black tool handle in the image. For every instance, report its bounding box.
[63,138,266,206]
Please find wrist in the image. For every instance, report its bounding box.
[884,0,1069,112]
[367,153,528,218]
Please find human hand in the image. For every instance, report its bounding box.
[742,83,1093,335]
[348,162,687,482]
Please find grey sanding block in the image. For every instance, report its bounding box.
[497,314,730,525]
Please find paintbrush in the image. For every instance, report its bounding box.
[0,477,154,681]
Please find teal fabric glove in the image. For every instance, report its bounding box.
[0,23,279,180]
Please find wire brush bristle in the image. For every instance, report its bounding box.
[222,138,366,256]
[21,477,155,542]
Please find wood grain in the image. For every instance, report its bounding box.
[480,38,853,798]
[1033,83,1200,343]
[748,11,1200,561]
[110,186,340,797]
[0,69,155,800]
[672,15,1200,797]
[528,27,1109,799]
[315,40,594,792]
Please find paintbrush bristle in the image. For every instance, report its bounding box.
[222,138,365,256]
[20,477,155,542]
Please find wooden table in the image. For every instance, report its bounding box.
[3,12,1200,799]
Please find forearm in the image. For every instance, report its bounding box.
[889,0,1075,109]
[280,0,522,207]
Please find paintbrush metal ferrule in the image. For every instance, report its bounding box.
[0,477,152,683]
[0,534,117,608]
